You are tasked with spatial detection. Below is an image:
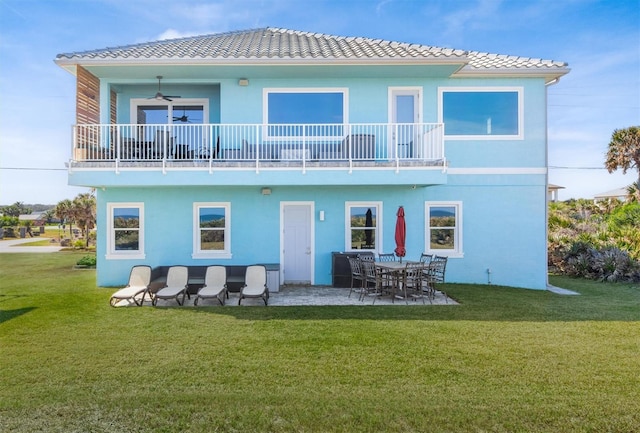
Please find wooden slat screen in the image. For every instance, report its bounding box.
[76,65,100,125]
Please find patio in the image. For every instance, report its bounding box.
[117,285,456,307]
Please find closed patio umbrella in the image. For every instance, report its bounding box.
[394,206,406,262]
[364,208,373,248]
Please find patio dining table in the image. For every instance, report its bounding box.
[374,260,422,302]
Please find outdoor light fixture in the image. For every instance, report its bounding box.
[319,211,325,221]
[261,187,271,195]
[238,78,249,86]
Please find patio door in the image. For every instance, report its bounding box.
[131,99,208,157]
[281,203,314,285]
[389,88,421,158]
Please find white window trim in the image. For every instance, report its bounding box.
[345,201,382,254]
[262,87,349,141]
[106,202,145,260]
[437,86,524,140]
[425,201,463,258]
[192,202,232,259]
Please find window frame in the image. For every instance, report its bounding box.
[345,201,382,253]
[192,202,232,259]
[106,202,145,260]
[425,201,463,258]
[262,88,349,140]
[438,87,524,140]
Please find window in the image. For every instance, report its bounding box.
[193,203,231,259]
[439,87,523,139]
[263,88,348,138]
[107,203,144,259]
[346,202,381,252]
[425,202,463,257]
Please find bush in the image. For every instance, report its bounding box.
[76,255,96,267]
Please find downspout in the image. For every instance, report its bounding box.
[544,76,561,289]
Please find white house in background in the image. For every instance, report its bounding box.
[547,184,565,202]
[594,186,630,202]
[55,28,569,290]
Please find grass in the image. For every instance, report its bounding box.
[1,253,639,432]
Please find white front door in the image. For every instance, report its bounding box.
[389,88,421,158]
[281,203,313,284]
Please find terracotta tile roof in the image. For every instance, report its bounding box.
[56,27,568,72]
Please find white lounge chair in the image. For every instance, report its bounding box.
[109,265,151,307]
[238,265,269,305]
[152,266,189,306]
[194,266,228,306]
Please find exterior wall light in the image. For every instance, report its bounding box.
[261,187,271,195]
[238,78,249,86]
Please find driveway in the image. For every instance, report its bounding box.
[0,238,63,253]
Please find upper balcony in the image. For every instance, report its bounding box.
[71,123,446,174]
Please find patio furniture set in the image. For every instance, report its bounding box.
[109,264,269,307]
[347,253,449,305]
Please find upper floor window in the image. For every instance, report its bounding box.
[345,202,381,252]
[263,88,348,138]
[192,203,231,259]
[107,203,145,260]
[425,201,463,257]
[439,87,523,139]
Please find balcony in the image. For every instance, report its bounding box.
[70,123,446,174]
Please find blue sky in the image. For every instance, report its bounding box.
[0,0,638,205]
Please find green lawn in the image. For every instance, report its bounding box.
[1,253,639,432]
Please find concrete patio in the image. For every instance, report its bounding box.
[118,285,456,307]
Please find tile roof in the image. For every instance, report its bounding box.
[56,27,568,72]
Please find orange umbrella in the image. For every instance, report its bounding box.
[394,206,406,262]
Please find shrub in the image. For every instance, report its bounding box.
[76,255,96,267]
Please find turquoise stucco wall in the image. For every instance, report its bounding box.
[87,73,550,290]
[96,175,548,290]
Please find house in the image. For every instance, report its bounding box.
[593,187,630,202]
[547,184,565,202]
[55,28,569,290]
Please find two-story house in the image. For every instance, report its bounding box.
[55,27,569,290]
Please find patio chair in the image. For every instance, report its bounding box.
[419,253,433,264]
[425,256,448,303]
[378,253,396,262]
[360,259,385,304]
[152,266,189,306]
[109,265,151,307]
[238,265,269,305]
[194,265,228,306]
[347,257,364,298]
[400,262,426,305]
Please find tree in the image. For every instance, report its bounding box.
[605,126,640,184]
[1,202,32,217]
[72,193,96,247]
[54,199,74,240]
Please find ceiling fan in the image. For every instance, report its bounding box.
[150,76,180,101]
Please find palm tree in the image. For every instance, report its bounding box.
[72,193,96,247]
[54,199,74,240]
[626,181,640,203]
[605,126,640,185]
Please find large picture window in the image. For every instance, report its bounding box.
[345,202,381,252]
[439,87,523,139]
[107,203,144,259]
[193,203,231,259]
[425,202,463,257]
[264,88,347,138]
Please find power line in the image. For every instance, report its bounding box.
[0,167,67,171]
[549,166,607,170]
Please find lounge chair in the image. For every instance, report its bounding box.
[194,266,228,306]
[238,265,269,305]
[152,266,189,306]
[109,265,151,307]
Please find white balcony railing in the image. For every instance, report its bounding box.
[71,123,445,166]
